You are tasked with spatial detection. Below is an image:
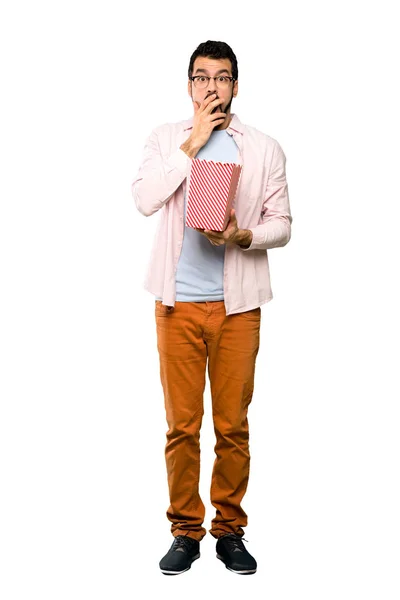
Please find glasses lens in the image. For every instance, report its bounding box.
[194,77,207,88]
[216,77,230,88]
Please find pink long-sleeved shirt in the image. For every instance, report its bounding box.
[132,113,292,316]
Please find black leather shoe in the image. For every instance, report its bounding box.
[159,535,200,575]
[216,533,257,574]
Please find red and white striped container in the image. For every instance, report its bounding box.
[186,158,242,231]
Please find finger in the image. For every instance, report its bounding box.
[209,96,223,107]
[206,98,224,114]
[210,118,226,127]
[198,93,216,112]
[204,93,217,106]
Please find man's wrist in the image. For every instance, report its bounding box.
[180,137,201,159]
[234,228,253,249]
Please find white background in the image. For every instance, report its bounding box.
[1,0,399,598]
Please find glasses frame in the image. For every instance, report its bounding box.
[189,75,236,88]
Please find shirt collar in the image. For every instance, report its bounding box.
[183,112,244,136]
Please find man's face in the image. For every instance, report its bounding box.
[188,56,238,124]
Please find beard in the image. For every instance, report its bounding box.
[221,91,234,114]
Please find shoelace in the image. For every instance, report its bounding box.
[221,533,249,552]
[173,535,196,552]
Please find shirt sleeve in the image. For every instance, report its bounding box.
[132,127,191,217]
[239,140,293,251]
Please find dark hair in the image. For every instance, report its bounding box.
[188,40,238,81]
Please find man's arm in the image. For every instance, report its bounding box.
[238,141,292,251]
[132,128,194,217]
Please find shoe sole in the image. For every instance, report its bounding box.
[216,553,257,575]
[160,552,200,575]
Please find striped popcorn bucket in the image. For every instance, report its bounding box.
[186,158,242,231]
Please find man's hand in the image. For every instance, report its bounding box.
[194,208,240,246]
[190,93,226,150]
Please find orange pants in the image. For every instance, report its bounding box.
[155,300,261,541]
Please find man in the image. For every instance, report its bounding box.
[131,40,292,575]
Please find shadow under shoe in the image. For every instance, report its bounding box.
[216,533,257,575]
[159,535,200,575]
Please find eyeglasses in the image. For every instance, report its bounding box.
[189,75,235,89]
